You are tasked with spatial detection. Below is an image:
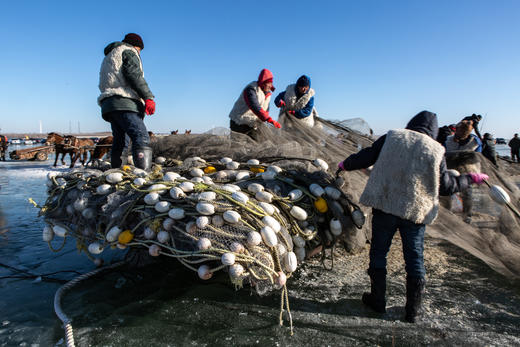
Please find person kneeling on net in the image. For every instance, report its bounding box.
[274,75,318,128]
[337,111,488,323]
[228,68,281,141]
[98,33,156,170]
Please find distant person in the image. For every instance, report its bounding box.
[274,75,318,128]
[444,120,482,153]
[444,121,483,223]
[462,113,483,141]
[436,124,456,147]
[98,33,155,170]
[0,135,8,161]
[482,133,498,167]
[337,111,488,323]
[228,69,281,141]
[509,133,520,162]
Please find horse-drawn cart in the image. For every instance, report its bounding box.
[9,145,55,161]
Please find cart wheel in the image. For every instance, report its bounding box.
[36,151,48,161]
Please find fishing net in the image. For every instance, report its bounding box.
[36,114,520,333]
[431,151,520,277]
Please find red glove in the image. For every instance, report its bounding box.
[257,109,270,122]
[468,173,488,185]
[277,100,286,108]
[288,110,296,116]
[266,117,282,129]
[145,99,156,115]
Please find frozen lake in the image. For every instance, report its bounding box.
[1,145,519,346]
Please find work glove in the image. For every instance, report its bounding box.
[145,99,156,115]
[468,173,489,185]
[276,100,286,108]
[287,110,296,116]
[267,117,281,129]
[257,109,270,122]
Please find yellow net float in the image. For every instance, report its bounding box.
[314,197,328,213]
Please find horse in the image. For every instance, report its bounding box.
[184,129,191,135]
[47,132,75,167]
[171,130,179,135]
[86,136,113,165]
[0,135,8,161]
[62,135,95,168]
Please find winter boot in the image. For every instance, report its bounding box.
[405,276,426,323]
[362,268,387,313]
[132,146,153,171]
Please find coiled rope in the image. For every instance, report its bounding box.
[54,261,125,347]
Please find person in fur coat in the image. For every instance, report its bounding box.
[274,75,318,128]
[337,111,488,323]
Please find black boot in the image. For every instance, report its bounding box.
[362,268,387,313]
[132,146,152,171]
[405,276,426,323]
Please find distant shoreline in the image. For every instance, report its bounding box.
[1,132,112,139]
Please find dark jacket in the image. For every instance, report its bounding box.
[437,125,453,147]
[509,137,520,151]
[482,134,498,166]
[100,42,154,118]
[462,114,483,140]
[342,111,471,196]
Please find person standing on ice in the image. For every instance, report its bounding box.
[228,69,281,141]
[337,111,488,323]
[274,75,318,128]
[508,133,520,163]
[98,33,155,170]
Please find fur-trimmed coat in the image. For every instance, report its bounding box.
[276,84,317,127]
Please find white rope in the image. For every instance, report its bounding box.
[54,261,125,347]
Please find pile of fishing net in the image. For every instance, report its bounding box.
[36,114,520,335]
[40,154,366,292]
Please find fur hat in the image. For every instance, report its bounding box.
[455,121,473,141]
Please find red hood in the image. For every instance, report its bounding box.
[258,68,275,91]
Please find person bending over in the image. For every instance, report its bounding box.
[228,69,281,141]
[337,111,488,323]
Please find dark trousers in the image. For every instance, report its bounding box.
[511,149,520,163]
[230,120,259,141]
[369,209,426,278]
[106,111,150,167]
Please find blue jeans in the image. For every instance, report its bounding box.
[369,209,426,278]
[107,111,150,167]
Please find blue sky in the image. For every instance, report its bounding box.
[1,0,519,137]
